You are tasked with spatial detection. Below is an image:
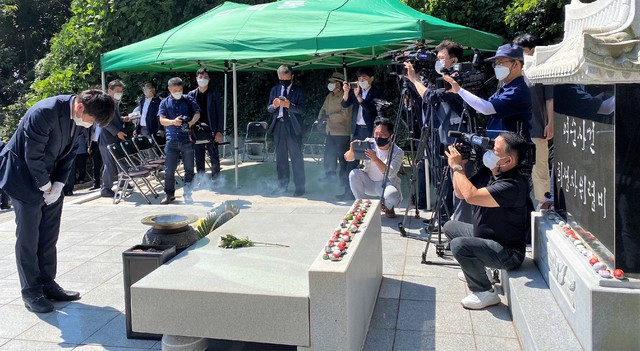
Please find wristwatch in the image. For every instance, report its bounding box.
[452,164,464,173]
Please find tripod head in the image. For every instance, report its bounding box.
[374,98,392,119]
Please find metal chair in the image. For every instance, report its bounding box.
[107,143,159,204]
[302,120,326,163]
[242,121,269,162]
[120,139,163,185]
[133,135,165,165]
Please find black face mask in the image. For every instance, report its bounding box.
[280,79,292,87]
[375,136,390,147]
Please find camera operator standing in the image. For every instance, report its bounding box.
[404,40,471,223]
[443,132,530,309]
[158,77,200,204]
[442,44,531,139]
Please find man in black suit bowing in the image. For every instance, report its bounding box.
[0,89,115,313]
[135,81,162,137]
[267,64,305,196]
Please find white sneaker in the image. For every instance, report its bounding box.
[460,289,501,310]
[457,269,500,284]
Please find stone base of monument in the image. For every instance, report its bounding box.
[161,335,207,351]
[506,212,640,351]
[130,202,382,350]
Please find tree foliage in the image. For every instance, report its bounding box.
[1,0,573,141]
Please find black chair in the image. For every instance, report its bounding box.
[120,139,163,185]
[302,120,326,163]
[107,143,159,204]
[242,121,269,162]
[133,135,165,165]
[151,132,167,158]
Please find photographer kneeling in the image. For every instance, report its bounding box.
[344,118,403,218]
[443,132,529,310]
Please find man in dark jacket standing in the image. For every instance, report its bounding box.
[135,81,162,137]
[267,64,305,196]
[99,79,128,197]
[0,89,115,313]
[188,68,224,179]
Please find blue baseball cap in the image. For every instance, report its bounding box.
[485,44,524,62]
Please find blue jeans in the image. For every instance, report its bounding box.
[164,140,194,195]
[443,220,524,292]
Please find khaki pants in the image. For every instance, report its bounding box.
[531,137,550,203]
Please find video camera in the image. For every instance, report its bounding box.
[448,131,493,160]
[448,130,536,167]
[436,50,485,90]
[387,40,437,76]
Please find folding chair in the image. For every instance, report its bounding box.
[302,120,326,163]
[120,140,163,184]
[132,135,165,165]
[151,132,166,158]
[107,143,159,204]
[242,121,269,162]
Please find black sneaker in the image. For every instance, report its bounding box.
[160,195,176,205]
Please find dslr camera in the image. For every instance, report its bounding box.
[179,115,190,133]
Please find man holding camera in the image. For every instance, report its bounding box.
[158,77,200,204]
[344,118,403,218]
[405,40,469,222]
[317,72,352,186]
[443,132,529,309]
[267,64,306,196]
[338,67,383,200]
[188,68,224,180]
[442,44,531,138]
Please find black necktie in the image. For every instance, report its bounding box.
[282,86,289,120]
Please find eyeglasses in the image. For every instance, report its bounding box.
[492,59,514,68]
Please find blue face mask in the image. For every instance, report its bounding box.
[375,136,390,147]
[482,150,507,169]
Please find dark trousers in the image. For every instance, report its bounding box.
[164,140,194,195]
[194,142,220,178]
[75,153,88,182]
[443,220,524,292]
[13,194,64,297]
[323,135,350,182]
[273,121,305,192]
[63,157,76,194]
[89,141,102,187]
[99,143,118,190]
[0,189,9,206]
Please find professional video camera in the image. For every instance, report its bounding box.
[435,50,486,90]
[448,130,536,166]
[448,131,493,160]
[387,40,437,76]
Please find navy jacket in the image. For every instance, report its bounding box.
[187,87,224,135]
[266,84,305,135]
[99,104,124,146]
[342,85,383,136]
[0,95,79,203]
[135,96,162,135]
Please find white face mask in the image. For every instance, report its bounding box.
[327,82,336,91]
[197,78,209,87]
[143,87,153,96]
[358,80,369,89]
[113,92,123,101]
[435,60,446,75]
[482,150,507,170]
[73,116,93,128]
[171,92,183,100]
[494,65,510,81]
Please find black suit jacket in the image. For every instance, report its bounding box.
[99,105,124,146]
[341,85,383,136]
[266,84,305,135]
[0,95,78,203]
[187,87,224,135]
[135,96,162,135]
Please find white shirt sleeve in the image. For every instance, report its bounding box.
[459,88,497,115]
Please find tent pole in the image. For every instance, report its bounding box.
[101,71,106,92]
[223,71,228,158]
[233,62,239,188]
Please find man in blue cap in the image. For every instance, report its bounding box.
[442,44,532,139]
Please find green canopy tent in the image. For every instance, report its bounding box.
[100,0,503,187]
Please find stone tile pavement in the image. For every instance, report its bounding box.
[0,158,522,350]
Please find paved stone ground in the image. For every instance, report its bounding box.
[0,156,522,351]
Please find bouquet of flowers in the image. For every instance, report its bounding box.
[217,233,289,249]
